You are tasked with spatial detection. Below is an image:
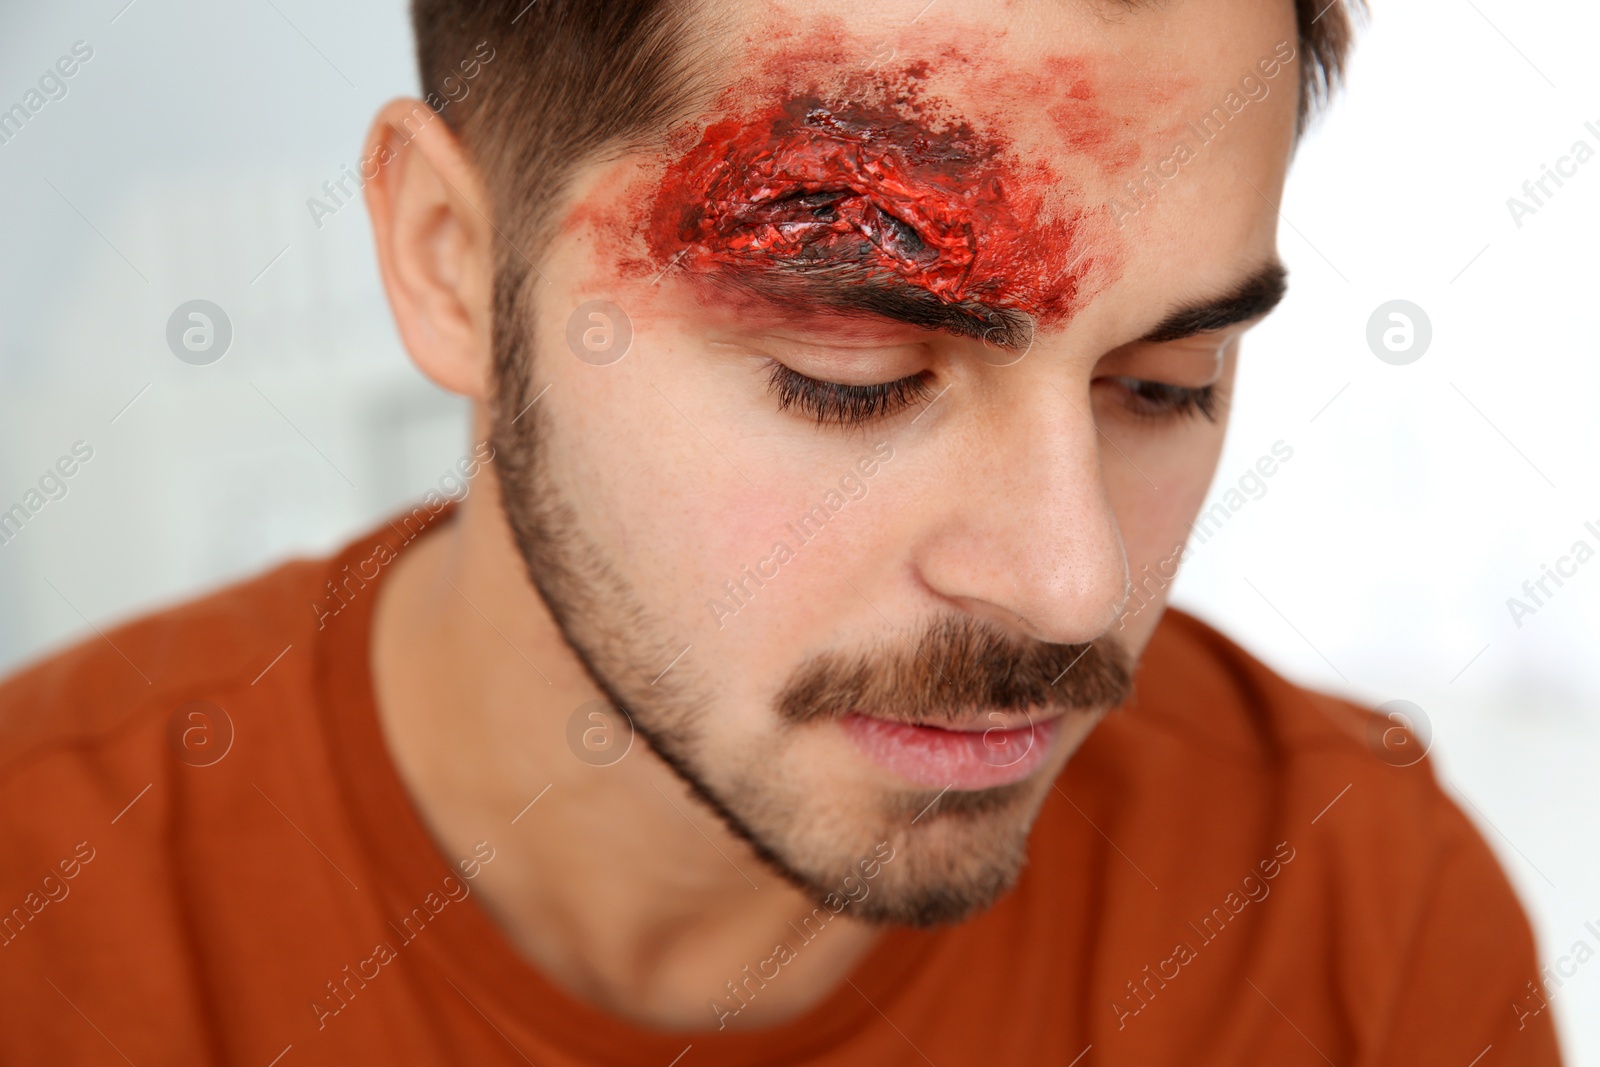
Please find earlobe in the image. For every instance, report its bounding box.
[363,97,496,400]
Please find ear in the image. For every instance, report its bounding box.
[363,98,496,400]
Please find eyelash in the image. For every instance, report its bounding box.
[767,362,934,425]
[1106,376,1222,424]
[767,362,1221,428]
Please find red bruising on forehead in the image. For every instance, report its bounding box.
[588,29,1189,334]
[647,88,1088,322]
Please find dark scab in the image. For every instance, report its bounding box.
[860,203,931,263]
[743,188,937,269]
[795,191,844,218]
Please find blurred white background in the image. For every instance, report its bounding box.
[1,0,1595,1057]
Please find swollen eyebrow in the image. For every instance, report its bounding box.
[642,73,1112,333]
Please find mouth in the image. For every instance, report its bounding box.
[837,711,1068,792]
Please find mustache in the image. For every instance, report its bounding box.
[775,615,1134,727]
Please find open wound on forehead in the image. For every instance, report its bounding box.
[641,54,1124,334]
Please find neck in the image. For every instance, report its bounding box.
[369,475,881,1030]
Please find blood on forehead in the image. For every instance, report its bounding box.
[606,30,1184,332]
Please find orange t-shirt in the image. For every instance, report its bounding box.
[0,510,1562,1065]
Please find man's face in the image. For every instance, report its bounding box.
[489,0,1299,923]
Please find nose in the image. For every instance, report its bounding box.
[907,375,1129,646]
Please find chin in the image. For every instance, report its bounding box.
[765,773,1051,930]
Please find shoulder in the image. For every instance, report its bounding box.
[0,554,329,796]
[1065,606,1535,947]
[1094,611,1541,1007]
[1033,610,1553,1057]
[0,549,359,1060]
[1129,607,1444,795]
[1120,608,1506,863]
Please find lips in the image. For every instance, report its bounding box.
[838,712,1065,792]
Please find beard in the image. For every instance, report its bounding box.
[487,281,1134,926]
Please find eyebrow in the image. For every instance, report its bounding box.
[708,257,1287,351]
[1139,260,1289,344]
[713,268,1039,349]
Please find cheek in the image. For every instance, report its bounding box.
[529,304,846,653]
[531,238,915,719]
[1100,410,1228,532]
[1101,418,1231,647]
[541,355,752,603]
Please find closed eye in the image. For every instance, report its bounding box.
[766,364,1220,427]
[766,361,934,426]
[1101,376,1222,423]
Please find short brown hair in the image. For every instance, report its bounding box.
[412,0,1362,254]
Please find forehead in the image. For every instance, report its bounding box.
[565,0,1301,342]
[699,0,1304,177]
